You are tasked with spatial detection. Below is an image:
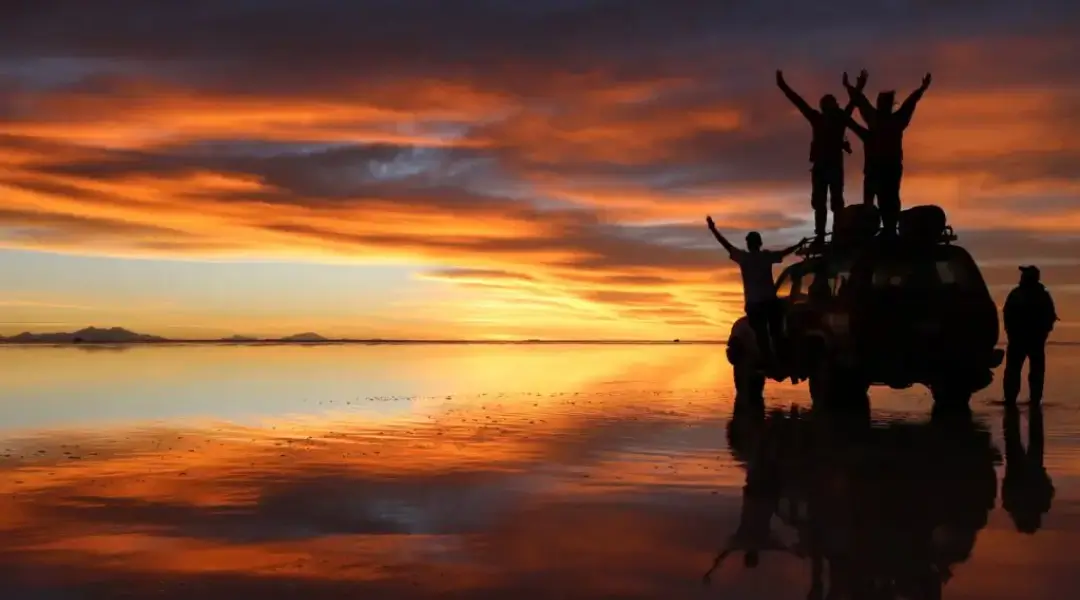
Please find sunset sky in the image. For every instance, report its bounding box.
[0,1,1078,340]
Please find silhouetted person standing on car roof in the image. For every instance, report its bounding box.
[1003,266,1058,404]
[776,69,868,237]
[843,72,932,234]
[706,216,806,371]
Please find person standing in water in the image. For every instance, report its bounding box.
[776,69,868,237]
[706,215,806,370]
[1003,266,1058,404]
[843,72,932,234]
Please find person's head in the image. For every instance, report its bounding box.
[876,90,896,116]
[746,231,763,252]
[819,93,840,113]
[1020,265,1041,285]
[744,551,760,568]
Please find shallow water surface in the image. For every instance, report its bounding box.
[1,344,1079,599]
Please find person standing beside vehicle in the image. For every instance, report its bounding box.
[1003,265,1058,404]
[707,216,806,371]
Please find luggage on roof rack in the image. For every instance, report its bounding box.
[899,205,955,244]
[834,204,881,244]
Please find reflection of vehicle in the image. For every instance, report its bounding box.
[727,406,1001,599]
[729,205,1004,408]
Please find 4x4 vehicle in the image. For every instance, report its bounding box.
[728,205,1005,408]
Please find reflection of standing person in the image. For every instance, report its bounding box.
[776,69,867,237]
[705,412,792,583]
[706,216,805,371]
[1003,266,1058,404]
[1002,403,1054,533]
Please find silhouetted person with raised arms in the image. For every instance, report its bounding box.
[1003,403,1054,534]
[1003,265,1058,405]
[776,69,868,237]
[843,72,932,234]
[707,215,805,372]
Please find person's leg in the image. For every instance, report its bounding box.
[1029,338,1046,403]
[746,303,774,366]
[1003,341,1026,404]
[811,168,827,236]
[766,299,787,367]
[879,168,901,235]
[829,166,845,230]
[863,169,876,205]
[895,164,905,210]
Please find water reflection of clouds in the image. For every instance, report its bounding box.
[4,346,1080,598]
[0,388,768,597]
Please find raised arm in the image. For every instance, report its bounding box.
[702,549,732,584]
[846,117,869,140]
[843,72,876,126]
[778,238,808,258]
[842,70,869,119]
[776,70,817,122]
[706,216,738,255]
[896,73,931,128]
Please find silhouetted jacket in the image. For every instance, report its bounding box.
[1003,283,1057,341]
[848,85,927,170]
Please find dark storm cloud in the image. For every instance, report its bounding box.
[2,0,1078,95]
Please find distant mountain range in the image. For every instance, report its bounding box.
[0,327,331,344]
[279,332,328,342]
[0,327,167,344]
[0,327,723,345]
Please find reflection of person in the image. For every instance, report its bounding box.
[843,72,932,234]
[1002,404,1054,534]
[776,69,867,237]
[706,411,794,583]
[706,215,805,371]
[1003,265,1058,404]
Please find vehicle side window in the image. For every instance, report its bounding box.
[832,271,850,295]
[776,271,795,299]
[936,259,973,286]
[795,271,814,300]
[873,263,909,287]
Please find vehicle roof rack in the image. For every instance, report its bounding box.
[941,226,958,244]
[794,233,831,258]
[793,225,958,258]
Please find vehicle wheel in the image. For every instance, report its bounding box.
[809,362,869,409]
[729,338,765,407]
[734,364,766,407]
[930,379,973,412]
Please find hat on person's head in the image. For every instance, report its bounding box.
[1019,265,1041,277]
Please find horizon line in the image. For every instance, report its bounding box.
[0,337,728,345]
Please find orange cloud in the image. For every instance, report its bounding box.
[0,24,1079,338]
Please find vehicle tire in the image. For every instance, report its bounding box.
[734,363,766,407]
[930,379,973,412]
[809,362,870,409]
[729,337,765,407]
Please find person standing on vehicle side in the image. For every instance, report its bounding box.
[706,216,806,370]
[843,72,932,234]
[1003,266,1058,404]
[776,69,868,237]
